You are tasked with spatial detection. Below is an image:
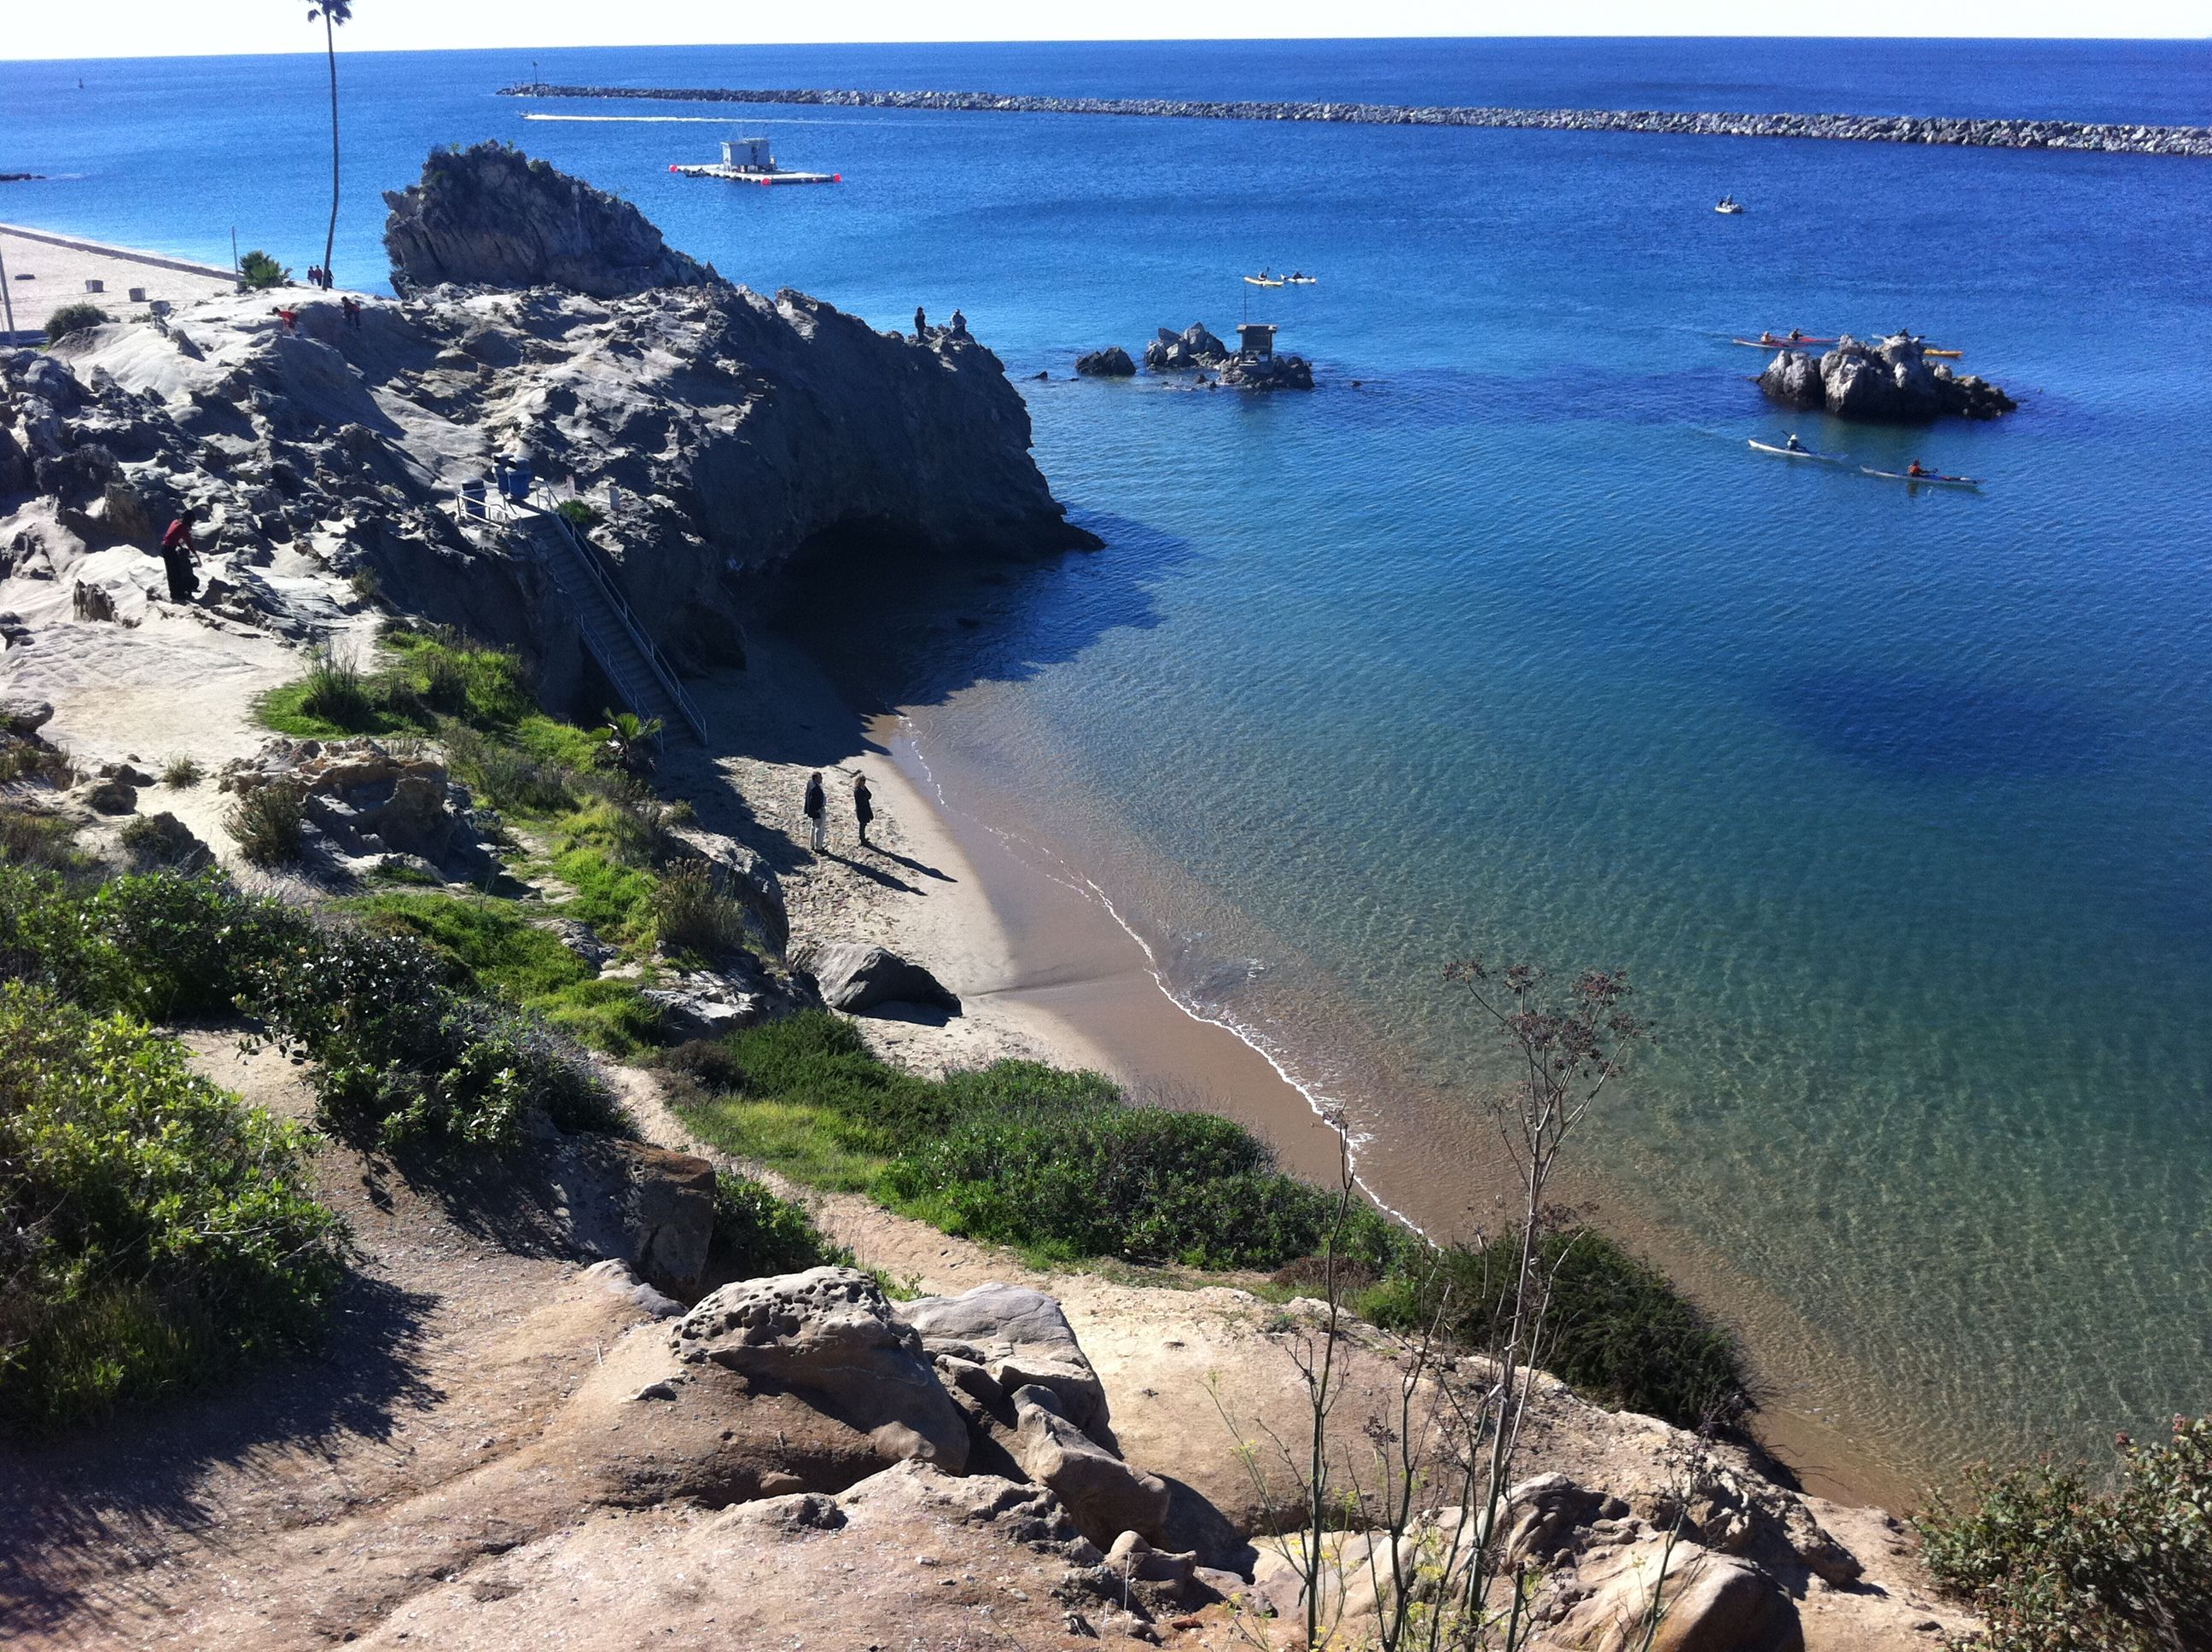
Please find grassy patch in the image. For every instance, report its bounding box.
[0,984,345,1434]
[348,889,660,1057]
[709,1172,852,1278]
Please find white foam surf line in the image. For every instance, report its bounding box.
[890,713,1434,1243]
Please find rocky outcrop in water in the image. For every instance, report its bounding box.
[1759,333,2017,422]
[383,141,718,299]
[1074,346,1134,377]
[500,84,2212,160]
[1142,323,1229,371]
[1219,352,1314,390]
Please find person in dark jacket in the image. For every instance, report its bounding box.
[914,305,927,338]
[948,309,968,338]
[852,773,875,849]
[802,771,827,852]
[156,506,201,602]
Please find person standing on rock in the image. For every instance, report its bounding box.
[803,771,828,853]
[852,772,875,849]
[949,309,968,338]
[914,305,927,339]
[155,506,201,603]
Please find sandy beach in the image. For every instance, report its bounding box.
[0,222,236,342]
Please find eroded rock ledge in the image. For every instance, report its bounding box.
[500,84,2212,159]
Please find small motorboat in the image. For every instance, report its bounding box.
[1861,465,1982,489]
[1733,334,1838,349]
[1715,195,1745,214]
[1244,271,1285,288]
[1749,438,1846,464]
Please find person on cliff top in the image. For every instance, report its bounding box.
[272,306,298,334]
[914,305,928,338]
[852,772,875,850]
[341,295,361,329]
[949,309,969,338]
[802,771,827,853]
[155,507,201,603]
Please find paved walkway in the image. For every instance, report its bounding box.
[0,222,236,343]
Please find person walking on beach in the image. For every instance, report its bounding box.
[852,772,875,850]
[155,506,201,602]
[802,771,827,853]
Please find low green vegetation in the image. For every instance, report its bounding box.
[0,984,345,1433]
[1918,1418,2212,1652]
[709,1171,853,1279]
[237,248,288,289]
[224,780,306,865]
[44,302,110,344]
[670,1010,1746,1428]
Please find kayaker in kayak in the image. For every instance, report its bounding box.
[1785,433,1807,453]
[1906,459,1929,477]
[1787,329,1806,343]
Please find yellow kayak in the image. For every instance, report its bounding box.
[1244,274,1284,287]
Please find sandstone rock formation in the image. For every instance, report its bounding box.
[217,735,498,877]
[1219,351,1315,390]
[383,141,719,299]
[5,148,1094,730]
[902,1282,1111,1434]
[792,937,961,1015]
[672,1267,972,1471]
[1076,346,1136,376]
[1759,332,2016,422]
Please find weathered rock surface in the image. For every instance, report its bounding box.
[1075,346,1135,376]
[120,810,215,871]
[901,1280,1111,1435]
[383,141,719,299]
[1143,323,1230,370]
[791,937,960,1015]
[1011,1382,1173,1547]
[546,1135,718,1297]
[9,147,1094,726]
[1759,332,2016,422]
[1,692,54,735]
[672,1267,971,1471]
[218,735,497,875]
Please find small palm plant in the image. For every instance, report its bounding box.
[307,0,352,286]
[598,710,664,774]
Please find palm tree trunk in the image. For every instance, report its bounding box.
[321,11,341,285]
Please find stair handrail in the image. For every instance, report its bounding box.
[525,486,708,742]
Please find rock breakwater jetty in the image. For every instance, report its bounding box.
[499,84,2212,159]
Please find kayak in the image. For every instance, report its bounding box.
[1243,276,1284,287]
[1734,335,1837,348]
[1749,439,1845,464]
[1283,276,1318,284]
[1861,466,1982,489]
[1924,348,1963,358]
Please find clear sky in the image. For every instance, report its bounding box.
[5,3,2207,61]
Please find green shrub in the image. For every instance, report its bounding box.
[709,1172,852,1279]
[296,649,377,730]
[224,782,306,865]
[1918,1417,2212,1652]
[0,860,116,1002]
[882,1102,1405,1271]
[86,871,308,1021]
[443,722,575,814]
[720,1011,951,1146]
[649,859,746,959]
[160,755,203,788]
[44,302,111,344]
[249,922,629,1147]
[237,249,288,289]
[554,498,602,531]
[0,985,345,1433]
[1359,1227,1748,1430]
[0,803,85,870]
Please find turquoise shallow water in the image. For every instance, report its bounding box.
[7,38,2212,1480]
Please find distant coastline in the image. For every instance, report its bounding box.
[498,83,2212,159]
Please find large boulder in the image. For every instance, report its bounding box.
[382,141,719,299]
[791,939,960,1015]
[899,1282,1110,1436]
[547,1135,719,1298]
[672,1268,970,1472]
[1549,1542,1803,1652]
[1075,346,1136,377]
[1759,332,2015,423]
[1010,1384,1171,1548]
[1142,323,1231,371]
[1219,352,1314,390]
[0,694,53,736]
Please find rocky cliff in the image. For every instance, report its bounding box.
[5,147,1091,717]
[1759,333,2017,422]
[384,141,718,299]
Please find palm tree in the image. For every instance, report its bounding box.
[307,0,352,287]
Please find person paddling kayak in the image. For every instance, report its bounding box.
[1906,459,1929,477]
[1785,433,1807,453]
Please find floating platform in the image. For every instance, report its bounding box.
[669,162,840,184]
[671,136,840,186]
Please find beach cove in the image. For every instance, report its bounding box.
[4,35,2211,1501]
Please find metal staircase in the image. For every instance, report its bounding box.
[525,508,707,743]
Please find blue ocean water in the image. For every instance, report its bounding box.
[6,39,2212,1480]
